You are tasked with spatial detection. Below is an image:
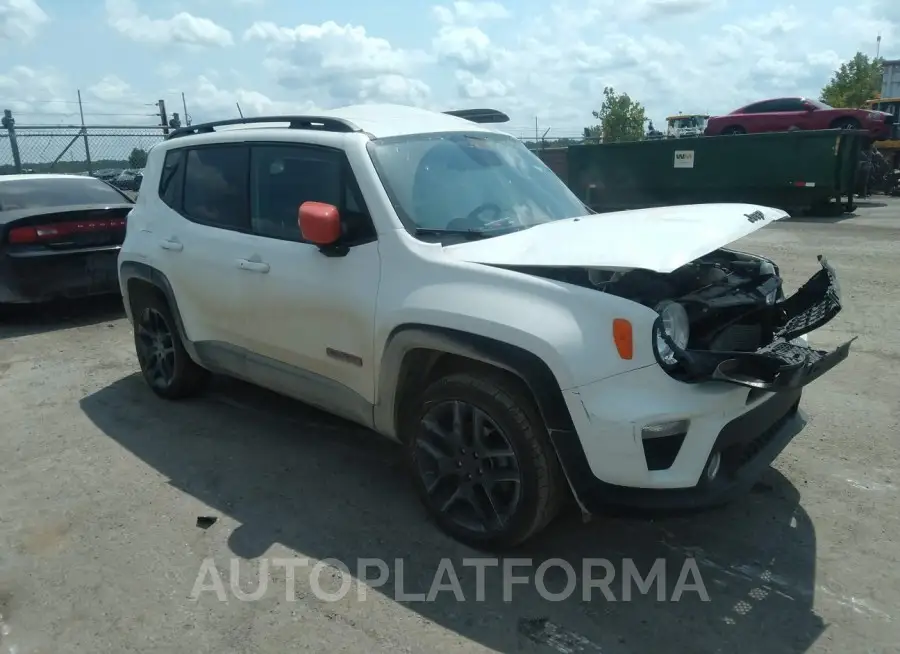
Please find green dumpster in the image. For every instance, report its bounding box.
[546,129,867,214]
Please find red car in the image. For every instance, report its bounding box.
[705,97,896,139]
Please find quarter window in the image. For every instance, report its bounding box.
[158,149,185,210]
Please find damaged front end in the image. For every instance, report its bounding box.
[634,253,853,390]
[505,249,854,391]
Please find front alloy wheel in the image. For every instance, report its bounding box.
[415,399,522,534]
[407,371,565,549]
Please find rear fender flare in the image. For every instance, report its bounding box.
[119,261,200,362]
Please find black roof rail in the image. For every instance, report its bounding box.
[166,115,360,140]
[443,108,510,124]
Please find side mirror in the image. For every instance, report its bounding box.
[299,201,341,246]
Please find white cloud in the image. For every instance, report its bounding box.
[433,1,511,24]
[156,62,182,79]
[88,75,132,102]
[0,0,48,42]
[742,6,803,36]
[105,0,233,47]
[244,20,432,106]
[1,0,899,145]
[180,75,320,119]
[433,25,498,73]
[455,70,512,99]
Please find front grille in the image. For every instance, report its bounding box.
[710,323,762,352]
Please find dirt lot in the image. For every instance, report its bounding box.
[1,199,899,654]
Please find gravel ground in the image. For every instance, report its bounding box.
[1,198,898,654]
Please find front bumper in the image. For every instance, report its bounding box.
[0,246,121,304]
[552,256,852,513]
[555,385,805,512]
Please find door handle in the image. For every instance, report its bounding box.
[159,239,183,251]
[236,259,270,273]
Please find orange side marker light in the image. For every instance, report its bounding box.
[613,318,633,360]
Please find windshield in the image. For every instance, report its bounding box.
[0,177,130,211]
[806,99,832,110]
[366,132,588,238]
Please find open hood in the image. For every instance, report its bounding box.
[443,203,789,273]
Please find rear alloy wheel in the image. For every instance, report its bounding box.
[406,371,565,550]
[133,292,208,399]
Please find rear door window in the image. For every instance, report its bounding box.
[182,145,250,231]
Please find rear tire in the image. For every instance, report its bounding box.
[403,369,566,550]
[131,289,209,399]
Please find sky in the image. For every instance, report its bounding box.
[0,0,898,143]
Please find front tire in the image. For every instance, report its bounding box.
[131,290,209,399]
[404,370,566,550]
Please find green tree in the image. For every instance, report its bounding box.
[820,52,883,108]
[128,147,149,169]
[584,87,647,143]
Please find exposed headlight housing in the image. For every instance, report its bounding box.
[654,300,690,366]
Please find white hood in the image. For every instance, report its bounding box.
[443,203,789,273]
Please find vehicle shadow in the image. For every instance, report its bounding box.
[0,295,125,340]
[81,374,826,654]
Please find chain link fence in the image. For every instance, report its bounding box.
[1,110,167,176]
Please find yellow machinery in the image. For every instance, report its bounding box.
[868,59,900,168]
[865,97,900,168]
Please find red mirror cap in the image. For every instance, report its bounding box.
[299,201,341,245]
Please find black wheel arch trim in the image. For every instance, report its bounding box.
[374,323,597,513]
[118,260,201,362]
[374,324,573,438]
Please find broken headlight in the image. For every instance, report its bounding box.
[654,300,690,366]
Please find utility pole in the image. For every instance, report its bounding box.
[182,92,191,126]
[877,34,881,58]
[158,99,169,135]
[2,110,22,173]
[77,89,93,174]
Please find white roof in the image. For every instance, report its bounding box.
[321,104,504,139]
[180,104,508,141]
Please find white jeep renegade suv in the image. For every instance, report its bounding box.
[118,104,853,549]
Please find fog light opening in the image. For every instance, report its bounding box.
[706,451,722,481]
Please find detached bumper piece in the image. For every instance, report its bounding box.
[712,338,854,390]
[673,256,854,390]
